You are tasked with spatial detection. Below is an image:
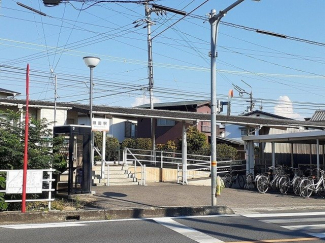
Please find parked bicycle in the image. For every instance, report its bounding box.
[222,169,245,189]
[278,167,302,195]
[300,170,325,198]
[256,166,285,193]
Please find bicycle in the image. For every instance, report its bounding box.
[256,166,284,193]
[278,167,302,195]
[222,169,245,189]
[300,170,325,198]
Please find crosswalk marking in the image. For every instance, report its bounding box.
[153,217,224,243]
[243,211,325,239]
[242,211,325,218]
[261,217,325,224]
[1,222,86,229]
[283,224,325,230]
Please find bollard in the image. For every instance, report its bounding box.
[216,175,221,196]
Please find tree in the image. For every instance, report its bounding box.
[0,109,66,171]
[94,132,120,161]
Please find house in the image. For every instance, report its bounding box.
[0,88,20,98]
[136,100,223,144]
[0,98,136,143]
[225,110,292,140]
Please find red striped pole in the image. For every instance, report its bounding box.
[22,64,29,213]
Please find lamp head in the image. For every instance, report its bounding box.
[83,56,101,68]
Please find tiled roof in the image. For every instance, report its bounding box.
[0,88,21,96]
[243,110,291,120]
[137,100,210,109]
[216,136,244,146]
[310,110,325,122]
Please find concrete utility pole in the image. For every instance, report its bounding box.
[53,72,57,126]
[145,2,156,154]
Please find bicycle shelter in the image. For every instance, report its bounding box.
[243,130,325,178]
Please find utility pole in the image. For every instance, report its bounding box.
[54,73,57,126]
[51,69,57,126]
[133,2,185,158]
[233,80,255,113]
[145,2,156,154]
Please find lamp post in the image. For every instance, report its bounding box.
[83,56,100,190]
[209,0,259,206]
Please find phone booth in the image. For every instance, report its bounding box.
[53,125,91,195]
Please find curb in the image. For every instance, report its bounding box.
[0,206,234,225]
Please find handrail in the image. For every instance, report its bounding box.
[124,148,146,185]
[124,147,246,184]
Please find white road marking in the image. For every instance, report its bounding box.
[261,217,325,224]
[308,232,325,239]
[242,211,325,218]
[1,222,86,229]
[243,211,325,239]
[154,217,224,243]
[283,224,325,230]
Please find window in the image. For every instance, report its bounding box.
[157,119,175,127]
[125,121,136,138]
[201,121,211,133]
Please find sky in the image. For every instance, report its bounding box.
[0,0,325,120]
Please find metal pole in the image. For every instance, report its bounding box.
[22,63,30,213]
[101,131,106,183]
[272,142,275,168]
[89,67,94,192]
[317,139,320,178]
[182,121,187,184]
[208,0,247,207]
[209,9,218,206]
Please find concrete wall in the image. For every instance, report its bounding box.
[130,167,210,183]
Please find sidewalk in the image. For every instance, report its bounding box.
[1,182,325,225]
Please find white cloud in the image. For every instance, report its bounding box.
[131,95,161,107]
[274,96,303,120]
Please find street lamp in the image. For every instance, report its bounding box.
[83,56,100,173]
[209,0,259,206]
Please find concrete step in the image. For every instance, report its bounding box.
[92,164,139,186]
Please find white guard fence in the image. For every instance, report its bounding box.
[0,168,55,210]
[121,148,246,185]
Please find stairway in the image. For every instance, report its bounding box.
[92,164,139,186]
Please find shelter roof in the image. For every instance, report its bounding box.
[242,130,325,144]
[1,98,325,129]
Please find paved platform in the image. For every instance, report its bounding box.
[88,182,325,214]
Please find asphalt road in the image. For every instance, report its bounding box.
[1,210,325,243]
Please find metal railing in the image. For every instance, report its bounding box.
[123,148,146,185]
[0,168,55,210]
[123,147,246,184]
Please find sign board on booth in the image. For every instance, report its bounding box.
[6,170,43,194]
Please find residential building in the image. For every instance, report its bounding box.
[136,100,223,144]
